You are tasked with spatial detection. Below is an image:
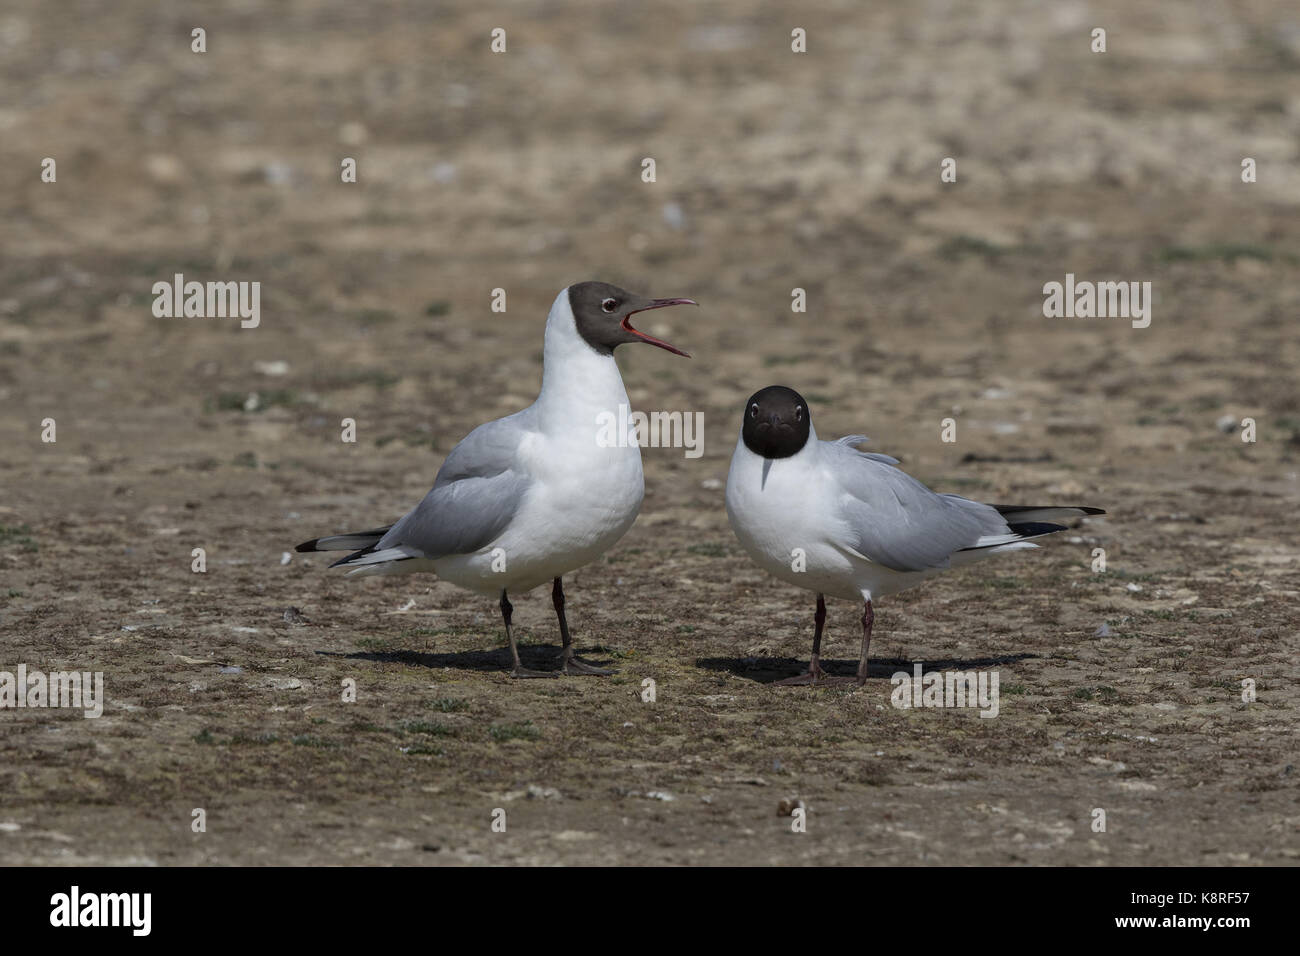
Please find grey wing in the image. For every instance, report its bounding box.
[376,413,532,559]
[834,434,900,465]
[827,439,1007,572]
[430,410,530,488]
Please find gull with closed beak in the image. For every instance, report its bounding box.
[725,385,1105,686]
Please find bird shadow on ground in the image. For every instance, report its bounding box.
[697,653,1038,684]
[316,645,615,675]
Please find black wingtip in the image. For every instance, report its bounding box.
[1007,521,1068,538]
[993,505,1107,517]
[295,540,319,553]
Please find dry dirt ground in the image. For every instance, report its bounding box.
[1,1,1297,865]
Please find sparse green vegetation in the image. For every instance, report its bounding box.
[1159,243,1278,264]
[1141,609,1179,620]
[938,235,1008,260]
[687,542,728,558]
[230,732,281,745]
[489,721,540,742]
[401,720,456,736]
[430,697,470,713]
[0,525,37,553]
[984,577,1020,589]
[402,744,444,756]
[1073,686,1122,702]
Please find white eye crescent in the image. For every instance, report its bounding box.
[601,298,617,313]
[750,403,759,419]
[794,405,803,421]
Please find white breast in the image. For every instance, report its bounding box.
[434,291,646,595]
[725,435,859,598]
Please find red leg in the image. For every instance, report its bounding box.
[503,589,555,679]
[554,576,613,676]
[808,594,827,679]
[776,594,851,686]
[855,599,874,685]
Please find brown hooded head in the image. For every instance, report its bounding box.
[568,281,696,357]
[742,385,811,459]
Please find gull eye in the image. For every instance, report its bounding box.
[601,298,617,313]
[750,403,759,419]
[794,405,803,421]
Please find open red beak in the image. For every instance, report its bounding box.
[622,298,697,357]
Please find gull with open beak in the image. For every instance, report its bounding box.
[297,281,697,678]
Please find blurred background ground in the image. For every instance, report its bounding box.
[0,0,1297,864]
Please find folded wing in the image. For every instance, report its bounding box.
[332,413,533,569]
[827,437,1014,572]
